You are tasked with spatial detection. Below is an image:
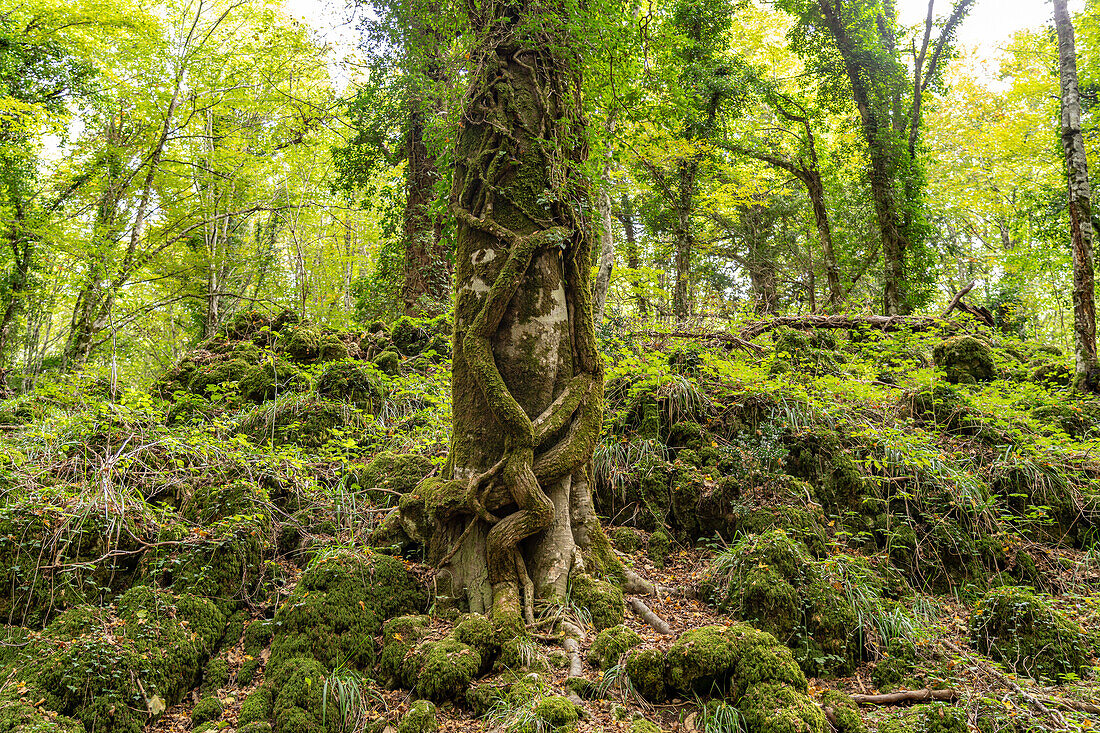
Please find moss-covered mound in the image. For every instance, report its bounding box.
[588,624,642,670]
[16,586,225,733]
[315,359,383,411]
[969,585,1091,681]
[701,531,861,676]
[268,549,426,679]
[236,397,368,448]
[933,335,996,384]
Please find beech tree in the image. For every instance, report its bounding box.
[391,0,645,623]
[1054,0,1100,391]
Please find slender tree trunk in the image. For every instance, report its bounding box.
[1055,0,1100,391]
[401,105,447,314]
[673,160,697,322]
[592,187,615,322]
[619,193,647,319]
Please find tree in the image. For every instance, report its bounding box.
[778,0,973,314]
[1054,0,1100,391]
[396,0,643,623]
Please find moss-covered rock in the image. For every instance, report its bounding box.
[201,657,230,692]
[239,360,309,403]
[0,684,83,733]
[239,687,273,727]
[236,397,362,449]
[268,656,328,733]
[648,529,672,568]
[624,648,667,702]
[569,574,624,631]
[191,695,224,726]
[969,585,1090,681]
[20,586,226,733]
[374,350,401,376]
[820,690,865,733]
[609,526,641,553]
[629,721,662,733]
[316,360,383,411]
[267,549,426,683]
[378,615,432,688]
[317,335,351,363]
[452,613,499,659]
[188,358,250,396]
[398,700,437,733]
[414,638,482,701]
[534,695,580,728]
[588,625,643,670]
[277,324,323,361]
[345,452,434,498]
[933,335,996,384]
[239,620,274,685]
[664,624,806,699]
[737,682,827,733]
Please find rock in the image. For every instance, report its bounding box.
[316,359,383,411]
[569,574,624,632]
[534,695,580,728]
[190,695,224,726]
[933,335,996,384]
[969,585,1090,681]
[398,700,438,733]
[588,624,643,670]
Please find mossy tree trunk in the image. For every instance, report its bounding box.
[1054,0,1100,392]
[410,0,640,625]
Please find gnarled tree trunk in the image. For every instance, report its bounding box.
[398,0,640,625]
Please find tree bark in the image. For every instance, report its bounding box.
[408,0,625,624]
[673,160,697,322]
[619,194,647,319]
[1054,0,1100,392]
[400,99,447,315]
[592,187,615,322]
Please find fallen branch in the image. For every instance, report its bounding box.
[940,640,1069,728]
[627,597,672,635]
[1037,697,1100,716]
[850,689,958,705]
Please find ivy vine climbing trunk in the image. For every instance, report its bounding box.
[396,0,646,625]
[1055,0,1100,392]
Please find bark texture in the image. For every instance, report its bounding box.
[1054,0,1100,392]
[405,0,622,624]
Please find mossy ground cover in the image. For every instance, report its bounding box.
[0,315,1098,731]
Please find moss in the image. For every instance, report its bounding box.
[933,335,996,384]
[798,578,860,677]
[587,625,641,672]
[316,360,383,411]
[23,586,226,733]
[739,564,801,641]
[225,310,272,339]
[736,682,827,733]
[534,696,579,728]
[625,648,667,702]
[237,398,361,449]
[239,725,273,733]
[239,687,273,726]
[664,624,806,699]
[269,656,328,733]
[647,529,672,568]
[378,615,432,688]
[629,721,662,733]
[398,700,438,733]
[0,685,83,733]
[317,335,350,363]
[609,527,641,552]
[820,690,865,733]
[202,657,230,692]
[277,324,322,361]
[969,585,1089,681]
[239,620,274,685]
[182,479,269,524]
[239,360,308,403]
[921,703,967,733]
[154,515,267,612]
[414,638,482,701]
[452,613,499,658]
[346,452,434,499]
[871,638,916,690]
[373,350,401,376]
[191,696,224,726]
[569,574,624,631]
[390,317,429,353]
[1031,361,1072,388]
[267,549,426,682]
[188,358,250,396]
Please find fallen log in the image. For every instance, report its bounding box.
[1037,697,1100,716]
[849,689,958,706]
[739,314,950,339]
[637,330,766,355]
[627,597,673,635]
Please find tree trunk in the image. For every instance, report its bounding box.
[592,187,615,322]
[405,0,631,624]
[804,166,841,311]
[620,193,648,319]
[673,160,697,322]
[401,104,447,314]
[1055,0,1100,391]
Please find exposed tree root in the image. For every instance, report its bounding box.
[626,597,672,635]
[849,689,959,705]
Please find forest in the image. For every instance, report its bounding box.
[1,0,1100,732]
